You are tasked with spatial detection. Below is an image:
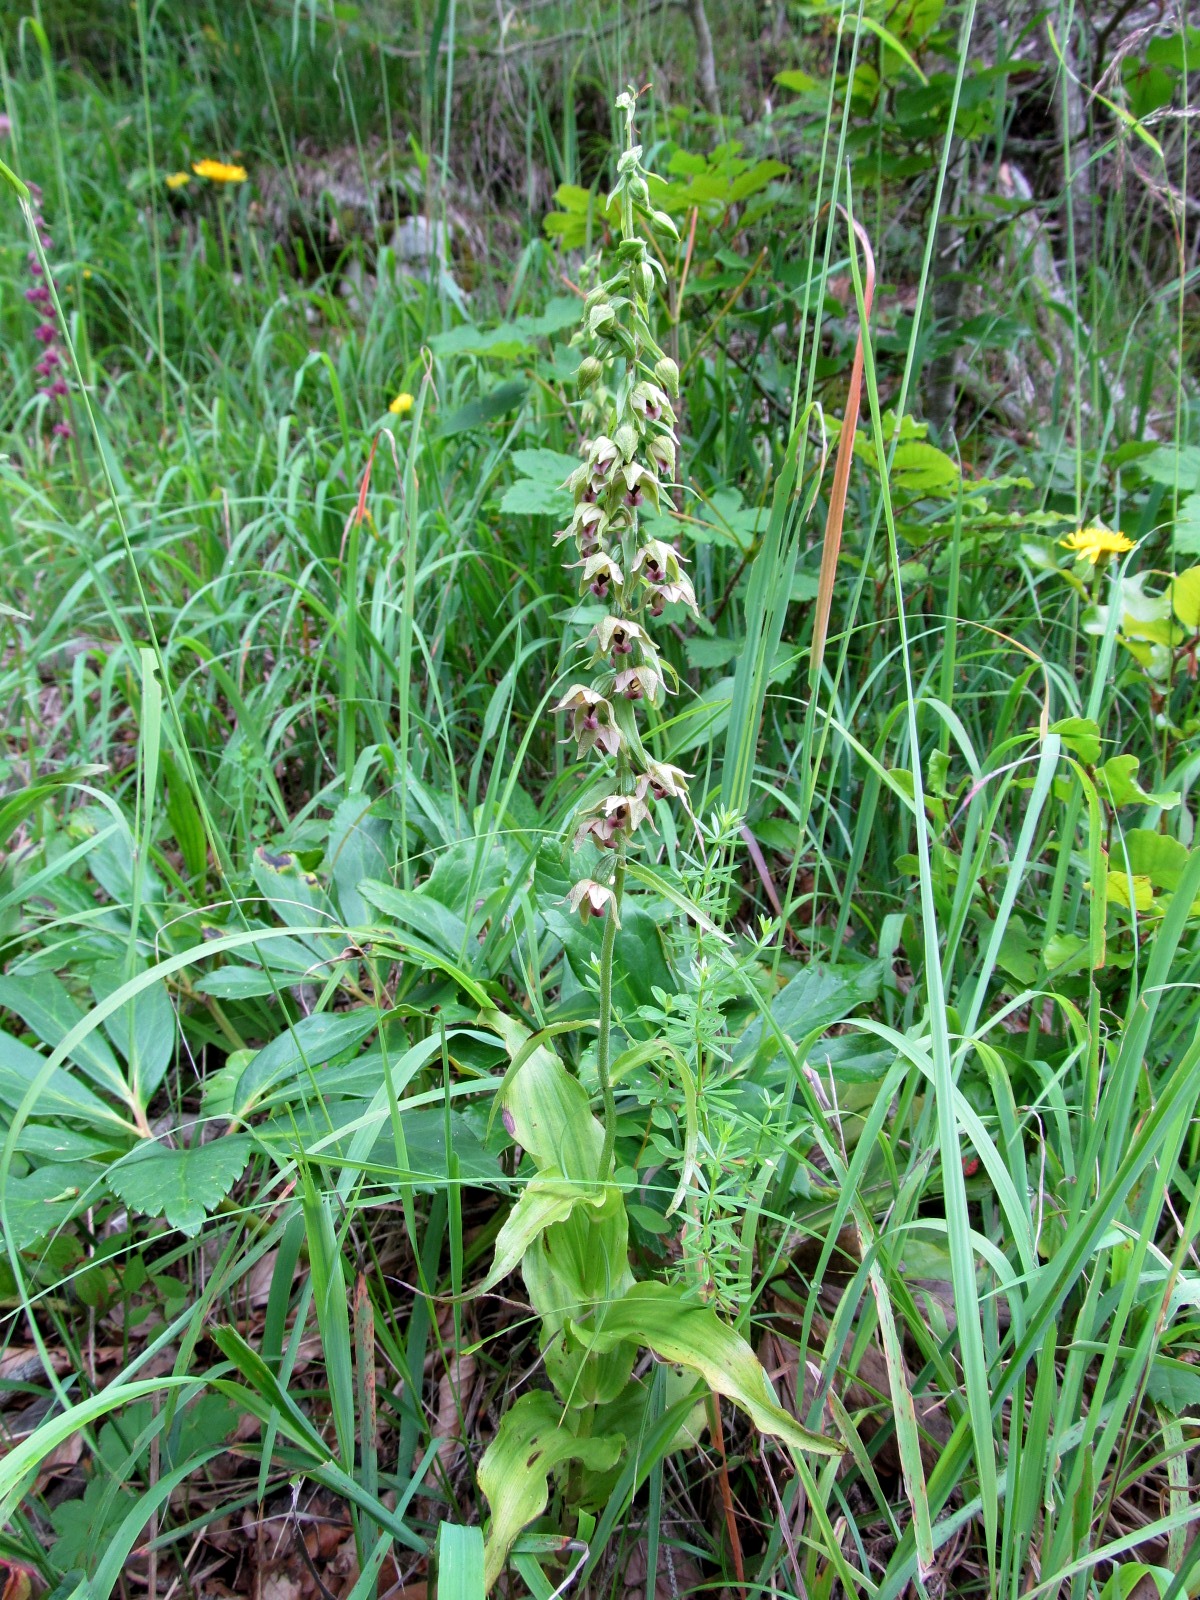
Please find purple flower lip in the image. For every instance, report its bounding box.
[24,286,50,304]
[49,379,68,396]
[35,322,57,344]
[53,422,73,438]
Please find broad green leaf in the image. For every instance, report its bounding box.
[1140,444,1200,491]
[0,973,128,1103]
[251,846,341,958]
[1170,566,1200,629]
[1174,492,1200,556]
[481,1008,604,1180]
[106,1136,254,1235]
[440,380,529,436]
[0,1028,125,1128]
[4,1160,106,1249]
[1098,1565,1173,1600]
[480,1170,611,1291]
[478,1391,622,1589]
[1096,755,1180,809]
[1105,872,1154,912]
[499,478,571,517]
[233,1009,379,1116]
[359,880,470,962]
[1048,716,1102,765]
[774,68,820,93]
[91,962,176,1106]
[575,1281,841,1456]
[1123,829,1191,892]
[1145,1354,1200,1412]
[734,961,882,1075]
[509,448,580,484]
[327,793,391,927]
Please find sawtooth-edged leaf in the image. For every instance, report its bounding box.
[106,1136,254,1236]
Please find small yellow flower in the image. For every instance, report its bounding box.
[389,392,414,416]
[1060,525,1135,565]
[192,158,247,184]
[165,171,191,190]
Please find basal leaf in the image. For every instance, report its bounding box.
[478,1391,622,1589]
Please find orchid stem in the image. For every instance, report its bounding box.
[596,840,626,1178]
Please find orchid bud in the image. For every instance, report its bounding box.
[613,422,638,461]
[577,355,603,391]
[654,356,679,397]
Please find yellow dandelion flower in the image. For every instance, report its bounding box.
[165,171,191,190]
[1060,525,1135,566]
[389,392,415,416]
[192,158,247,184]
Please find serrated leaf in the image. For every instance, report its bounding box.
[510,448,580,483]
[1140,444,1200,491]
[106,1136,254,1236]
[479,1391,622,1589]
[575,1281,841,1456]
[499,479,571,517]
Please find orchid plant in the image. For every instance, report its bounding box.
[472,90,836,1592]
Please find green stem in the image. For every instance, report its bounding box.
[596,841,626,1178]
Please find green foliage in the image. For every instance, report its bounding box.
[1,6,1199,1599]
